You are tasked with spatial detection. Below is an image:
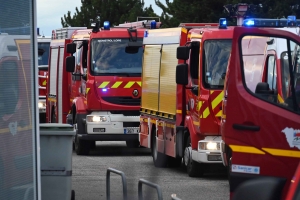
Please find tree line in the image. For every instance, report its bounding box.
[61,0,300,28]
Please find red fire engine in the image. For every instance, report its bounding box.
[46,19,161,155]
[0,34,33,198]
[221,16,300,199]
[139,22,237,176]
[37,35,51,123]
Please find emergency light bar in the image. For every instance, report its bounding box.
[242,15,300,27]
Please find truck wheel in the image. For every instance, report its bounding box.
[74,114,90,155]
[71,190,75,200]
[184,136,203,177]
[126,140,140,148]
[151,128,168,167]
[74,134,90,155]
[51,107,56,123]
[227,157,232,181]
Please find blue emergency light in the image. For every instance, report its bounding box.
[242,16,300,27]
[150,21,157,29]
[103,21,110,30]
[219,18,227,29]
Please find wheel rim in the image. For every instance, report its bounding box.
[184,146,192,166]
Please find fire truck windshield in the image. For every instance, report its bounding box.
[203,39,232,89]
[91,38,143,76]
[38,42,50,66]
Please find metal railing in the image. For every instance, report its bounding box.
[105,168,182,200]
[138,178,163,200]
[106,168,128,200]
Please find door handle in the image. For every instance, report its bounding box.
[232,124,260,131]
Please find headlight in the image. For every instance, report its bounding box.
[38,102,46,108]
[206,142,217,150]
[198,141,220,150]
[87,116,107,122]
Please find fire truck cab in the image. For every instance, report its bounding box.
[221,16,300,199]
[139,21,234,176]
[47,20,161,155]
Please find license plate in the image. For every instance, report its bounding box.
[124,128,139,134]
[93,128,105,133]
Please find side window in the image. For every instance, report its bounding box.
[203,39,232,89]
[267,55,277,90]
[241,35,300,114]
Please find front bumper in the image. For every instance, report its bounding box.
[192,136,222,163]
[85,111,140,135]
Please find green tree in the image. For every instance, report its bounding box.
[61,0,159,28]
[155,0,300,27]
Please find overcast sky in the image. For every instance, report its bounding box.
[36,0,165,37]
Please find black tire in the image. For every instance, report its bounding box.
[90,141,96,150]
[126,140,140,148]
[74,114,90,155]
[71,190,75,200]
[51,107,56,123]
[151,128,168,168]
[227,157,232,181]
[184,136,203,177]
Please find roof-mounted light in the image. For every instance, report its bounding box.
[242,17,300,27]
[219,18,227,29]
[243,19,255,26]
[103,21,110,30]
[150,21,157,29]
[287,15,297,26]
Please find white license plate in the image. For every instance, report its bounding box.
[124,128,139,134]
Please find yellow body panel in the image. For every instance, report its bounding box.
[141,28,184,118]
[159,44,178,115]
[141,45,161,111]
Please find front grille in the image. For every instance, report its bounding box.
[102,97,141,106]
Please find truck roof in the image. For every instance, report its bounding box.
[90,27,146,39]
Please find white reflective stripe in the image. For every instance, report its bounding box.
[58,47,64,123]
[49,48,58,96]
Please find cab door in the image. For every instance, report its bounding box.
[223,27,300,198]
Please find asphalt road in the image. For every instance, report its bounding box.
[71,141,229,200]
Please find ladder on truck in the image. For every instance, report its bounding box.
[115,20,162,29]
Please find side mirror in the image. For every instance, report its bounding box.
[66,43,77,54]
[176,64,188,85]
[177,46,190,60]
[66,56,75,72]
[232,177,285,200]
